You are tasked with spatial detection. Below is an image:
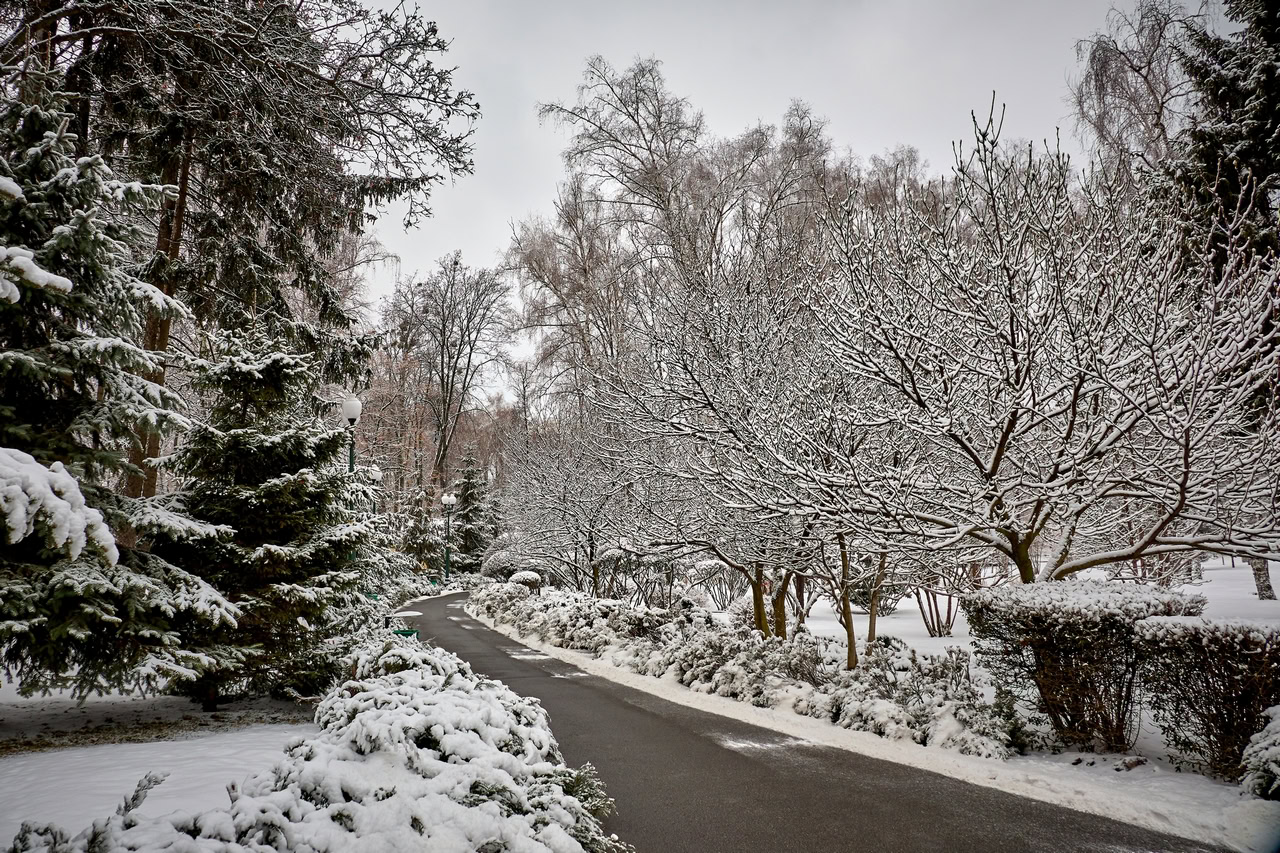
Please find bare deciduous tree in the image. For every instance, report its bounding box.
[1071,0,1198,179]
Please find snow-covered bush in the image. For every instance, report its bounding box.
[518,590,620,654]
[726,591,781,633]
[480,532,531,581]
[1241,706,1280,801]
[8,633,631,853]
[441,571,492,592]
[510,569,544,592]
[1135,617,1280,779]
[802,638,1013,759]
[963,579,1205,752]
[470,586,1012,758]
[469,580,533,619]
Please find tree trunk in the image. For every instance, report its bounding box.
[750,565,771,638]
[837,532,858,669]
[125,131,194,500]
[1011,540,1035,584]
[866,552,887,645]
[916,588,933,637]
[794,573,806,628]
[1250,557,1277,601]
[771,571,790,640]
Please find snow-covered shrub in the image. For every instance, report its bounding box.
[1241,706,1280,800]
[510,569,544,592]
[662,625,753,692]
[345,634,472,680]
[1135,617,1280,779]
[806,638,1013,759]
[963,579,1205,752]
[440,571,491,593]
[479,532,531,581]
[726,592,757,630]
[471,585,619,653]
[8,633,631,853]
[604,596,677,640]
[471,586,1012,758]
[468,581,533,621]
[726,591,779,632]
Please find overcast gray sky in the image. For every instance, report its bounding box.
[367,0,1122,302]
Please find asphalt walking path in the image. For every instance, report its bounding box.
[401,594,1223,853]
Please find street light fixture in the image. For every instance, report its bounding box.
[441,492,457,581]
[341,395,362,473]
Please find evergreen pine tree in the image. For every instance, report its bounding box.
[1175,0,1280,270]
[0,70,237,697]
[401,485,446,570]
[451,449,494,573]
[156,330,372,709]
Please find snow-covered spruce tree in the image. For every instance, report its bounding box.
[0,69,237,697]
[155,331,373,709]
[399,485,446,568]
[1174,0,1280,271]
[451,448,494,573]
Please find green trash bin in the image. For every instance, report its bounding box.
[392,628,418,639]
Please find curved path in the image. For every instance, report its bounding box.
[402,594,1220,853]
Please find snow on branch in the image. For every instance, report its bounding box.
[0,245,73,303]
[0,447,117,563]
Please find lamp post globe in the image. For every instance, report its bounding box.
[441,492,457,581]
[341,396,362,472]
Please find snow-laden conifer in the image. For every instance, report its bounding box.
[451,448,495,573]
[155,330,375,708]
[0,69,237,698]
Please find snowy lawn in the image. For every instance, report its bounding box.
[0,723,314,841]
[803,593,969,656]
[0,677,312,754]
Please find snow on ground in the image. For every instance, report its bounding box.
[802,593,971,655]
[0,723,314,842]
[0,677,312,752]
[1182,557,1280,623]
[471,562,1280,853]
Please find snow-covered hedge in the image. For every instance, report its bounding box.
[1242,706,1280,801]
[1135,616,1280,779]
[963,579,1205,752]
[509,570,544,592]
[441,571,493,592]
[9,633,630,853]
[469,585,1013,759]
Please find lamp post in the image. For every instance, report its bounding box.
[441,492,457,581]
[341,395,362,473]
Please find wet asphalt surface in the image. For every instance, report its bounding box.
[401,594,1228,853]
